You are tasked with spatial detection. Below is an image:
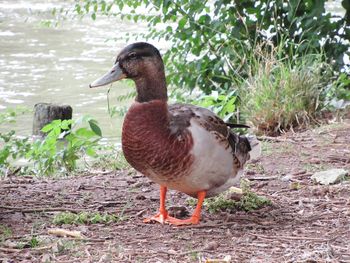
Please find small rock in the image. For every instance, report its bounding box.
[281,174,293,182]
[204,240,219,251]
[168,206,189,218]
[135,194,146,200]
[311,169,348,185]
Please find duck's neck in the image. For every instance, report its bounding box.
[134,72,168,103]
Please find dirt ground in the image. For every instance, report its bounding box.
[1,120,350,263]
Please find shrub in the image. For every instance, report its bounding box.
[239,43,332,135]
[27,116,102,176]
[0,111,103,177]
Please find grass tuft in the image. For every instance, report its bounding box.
[92,148,130,171]
[53,212,124,225]
[189,180,272,213]
[239,42,331,135]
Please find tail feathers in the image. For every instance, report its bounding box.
[246,135,261,160]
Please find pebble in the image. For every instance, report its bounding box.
[281,174,293,182]
[204,241,219,251]
[135,194,146,200]
[311,169,348,185]
[168,206,189,218]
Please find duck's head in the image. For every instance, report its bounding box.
[90,42,167,102]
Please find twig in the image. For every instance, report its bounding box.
[0,245,52,253]
[248,176,278,181]
[158,249,213,256]
[0,206,85,213]
[249,232,344,242]
[183,218,273,229]
[0,247,21,253]
[328,155,350,163]
[257,136,296,143]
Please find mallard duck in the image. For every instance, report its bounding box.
[90,42,260,225]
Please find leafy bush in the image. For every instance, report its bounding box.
[68,0,349,90]
[239,44,331,135]
[0,108,31,173]
[64,0,349,132]
[27,116,102,176]
[0,111,103,177]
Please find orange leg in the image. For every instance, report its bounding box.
[144,187,206,226]
[143,185,169,224]
[166,190,206,226]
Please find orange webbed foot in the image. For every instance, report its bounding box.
[143,211,168,224]
[144,213,198,225]
[144,187,206,226]
[165,215,200,226]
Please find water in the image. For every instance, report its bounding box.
[0,0,149,140]
[0,0,345,140]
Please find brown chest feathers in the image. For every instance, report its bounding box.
[122,100,194,183]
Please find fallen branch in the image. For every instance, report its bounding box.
[0,206,85,213]
[48,228,82,238]
[257,136,296,143]
[249,232,344,242]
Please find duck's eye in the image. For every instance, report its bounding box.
[128,52,138,60]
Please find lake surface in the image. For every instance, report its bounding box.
[0,0,150,140]
[0,0,345,140]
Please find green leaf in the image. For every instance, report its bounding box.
[88,120,102,137]
[86,147,96,157]
[75,128,96,138]
[178,17,187,29]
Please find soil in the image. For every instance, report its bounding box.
[1,121,350,263]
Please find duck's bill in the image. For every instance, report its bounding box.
[89,62,126,88]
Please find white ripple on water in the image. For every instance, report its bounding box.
[10,52,54,58]
[0,89,34,98]
[0,31,16,36]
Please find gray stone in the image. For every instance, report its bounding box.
[33,103,72,136]
[311,169,348,185]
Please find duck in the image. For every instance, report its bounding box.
[90,42,260,226]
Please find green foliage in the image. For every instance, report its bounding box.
[325,73,350,109]
[69,1,349,86]
[27,116,102,176]
[0,111,104,177]
[196,90,237,121]
[53,211,122,225]
[238,179,272,211]
[0,224,12,243]
[240,45,331,135]
[0,108,31,172]
[67,0,349,130]
[204,195,237,213]
[92,146,130,170]
[203,180,271,213]
[29,236,40,248]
